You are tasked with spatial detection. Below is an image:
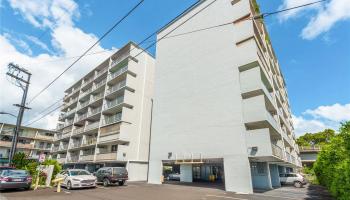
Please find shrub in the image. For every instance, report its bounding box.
[42,159,62,180]
[314,121,350,200]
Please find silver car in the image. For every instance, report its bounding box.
[0,169,32,191]
[56,169,96,190]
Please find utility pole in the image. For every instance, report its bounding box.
[6,63,31,166]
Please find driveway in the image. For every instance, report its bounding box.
[0,182,333,200]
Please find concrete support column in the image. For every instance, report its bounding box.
[269,164,281,188]
[224,155,253,194]
[180,164,193,182]
[148,160,162,184]
[251,162,272,190]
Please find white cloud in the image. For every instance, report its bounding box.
[304,103,350,121]
[293,103,350,136]
[1,0,114,129]
[25,35,53,54]
[278,0,350,39]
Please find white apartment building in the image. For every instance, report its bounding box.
[148,0,301,193]
[0,123,54,165]
[52,42,155,181]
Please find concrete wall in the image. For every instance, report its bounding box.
[148,0,254,194]
[127,161,148,181]
[300,152,318,161]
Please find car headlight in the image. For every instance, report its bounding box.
[72,178,80,182]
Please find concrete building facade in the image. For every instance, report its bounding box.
[299,146,321,167]
[148,0,301,193]
[52,42,155,181]
[0,122,54,165]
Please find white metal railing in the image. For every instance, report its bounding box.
[93,79,106,91]
[271,144,284,159]
[103,113,122,125]
[78,101,89,110]
[286,152,291,163]
[59,144,69,151]
[91,93,104,103]
[110,52,129,68]
[80,88,92,98]
[89,107,102,116]
[109,66,128,81]
[69,142,81,149]
[107,80,126,95]
[76,112,88,122]
[105,96,124,110]
[81,138,97,146]
[73,126,85,135]
[82,76,94,87]
[80,154,94,161]
[95,68,108,78]
[68,155,79,162]
[85,121,100,131]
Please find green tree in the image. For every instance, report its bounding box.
[296,129,335,147]
[314,121,350,200]
[42,159,62,180]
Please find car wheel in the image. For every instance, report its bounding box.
[294,181,303,188]
[103,178,110,187]
[67,181,73,190]
[118,180,125,186]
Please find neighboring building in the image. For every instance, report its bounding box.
[299,146,321,167]
[0,122,54,165]
[148,0,301,193]
[52,42,155,181]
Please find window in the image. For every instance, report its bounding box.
[111,145,118,152]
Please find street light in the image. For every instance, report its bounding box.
[0,112,17,118]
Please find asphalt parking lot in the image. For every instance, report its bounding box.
[0,182,333,200]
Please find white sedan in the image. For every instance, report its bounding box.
[56,169,97,190]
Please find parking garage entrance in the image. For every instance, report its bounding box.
[162,158,224,186]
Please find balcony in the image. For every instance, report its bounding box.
[89,107,102,117]
[95,152,118,161]
[52,146,59,152]
[57,157,66,163]
[271,144,284,160]
[80,88,92,99]
[242,94,279,132]
[95,68,108,79]
[85,121,100,132]
[106,80,126,97]
[101,113,122,127]
[58,144,69,151]
[0,141,34,149]
[72,126,85,136]
[80,154,94,162]
[81,138,97,147]
[75,112,88,123]
[110,52,130,70]
[69,142,81,149]
[77,100,90,110]
[67,155,79,163]
[108,66,128,83]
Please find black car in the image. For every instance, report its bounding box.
[94,167,128,187]
[0,169,32,191]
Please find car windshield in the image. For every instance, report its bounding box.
[69,170,90,176]
[2,170,28,176]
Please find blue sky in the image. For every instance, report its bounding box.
[0,0,349,136]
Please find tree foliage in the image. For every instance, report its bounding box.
[314,121,350,200]
[296,129,335,147]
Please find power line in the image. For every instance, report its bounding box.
[27,0,145,105]
[22,98,63,125]
[24,104,63,127]
[133,0,218,59]
[252,0,329,20]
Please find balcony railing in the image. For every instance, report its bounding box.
[85,121,100,131]
[57,157,66,163]
[76,112,88,122]
[103,113,122,126]
[67,156,79,162]
[93,79,106,91]
[105,96,124,110]
[78,101,90,110]
[95,68,108,78]
[110,52,129,68]
[0,141,33,149]
[58,144,69,151]
[100,123,120,136]
[80,154,94,161]
[109,66,128,81]
[271,144,284,160]
[106,80,126,95]
[96,152,117,161]
[52,146,59,152]
[82,76,94,87]
[80,88,92,98]
[89,107,102,116]
[73,126,85,135]
[81,138,97,146]
[300,146,321,151]
[91,93,104,103]
[69,142,81,149]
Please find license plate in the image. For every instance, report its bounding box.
[12,179,22,182]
